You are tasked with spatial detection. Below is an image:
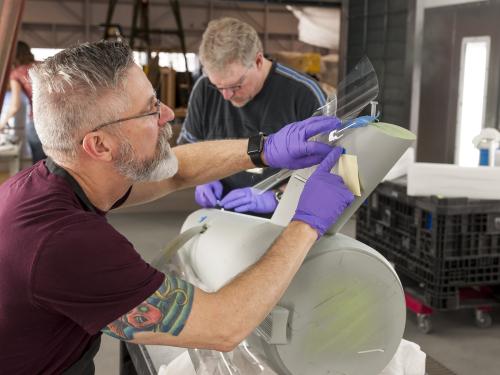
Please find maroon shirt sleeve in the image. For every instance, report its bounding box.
[31,213,164,334]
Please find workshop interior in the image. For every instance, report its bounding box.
[1,1,500,375]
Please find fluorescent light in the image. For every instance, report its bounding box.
[455,37,490,166]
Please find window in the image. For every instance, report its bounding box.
[31,48,63,61]
[31,48,198,73]
[133,51,199,72]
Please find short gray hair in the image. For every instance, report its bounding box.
[30,40,135,161]
[199,17,263,73]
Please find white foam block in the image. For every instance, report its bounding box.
[407,163,500,199]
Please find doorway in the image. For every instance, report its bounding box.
[416,1,500,164]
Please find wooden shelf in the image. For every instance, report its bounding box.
[174,107,187,118]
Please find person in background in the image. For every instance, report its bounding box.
[1,81,29,144]
[177,17,327,216]
[0,40,46,163]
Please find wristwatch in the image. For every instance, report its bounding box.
[247,132,268,168]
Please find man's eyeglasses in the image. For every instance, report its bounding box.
[207,67,251,94]
[80,99,161,144]
[208,81,244,94]
[91,98,161,133]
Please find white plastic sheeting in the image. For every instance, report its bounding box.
[287,6,340,50]
[156,339,426,375]
[379,339,426,375]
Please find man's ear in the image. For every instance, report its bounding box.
[81,132,114,162]
[255,52,264,69]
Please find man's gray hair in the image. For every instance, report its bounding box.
[30,40,135,161]
[199,17,263,73]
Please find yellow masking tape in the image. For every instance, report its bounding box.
[334,154,361,196]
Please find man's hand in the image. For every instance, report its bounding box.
[292,147,354,237]
[220,188,277,214]
[194,181,223,208]
[263,116,341,169]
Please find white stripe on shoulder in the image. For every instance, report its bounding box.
[184,75,208,108]
[178,126,198,144]
[275,63,326,105]
[188,75,207,99]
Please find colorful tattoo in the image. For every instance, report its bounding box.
[103,274,194,340]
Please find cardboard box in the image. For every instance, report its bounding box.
[160,67,176,109]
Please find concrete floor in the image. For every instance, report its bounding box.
[94,189,500,375]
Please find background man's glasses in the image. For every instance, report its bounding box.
[207,66,251,94]
[208,81,243,94]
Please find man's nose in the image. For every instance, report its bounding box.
[158,102,175,126]
[221,88,235,100]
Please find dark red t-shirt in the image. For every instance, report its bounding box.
[0,160,164,374]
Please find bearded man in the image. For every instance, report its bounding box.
[0,40,353,374]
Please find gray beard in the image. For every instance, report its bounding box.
[114,124,178,182]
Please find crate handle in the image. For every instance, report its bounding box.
[494,217,500,231]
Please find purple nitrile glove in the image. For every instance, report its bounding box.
[220,188,277,214]
[292,147,355,238]
[194,181,223,208]
[263,116,342,170]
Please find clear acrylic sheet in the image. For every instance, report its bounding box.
[253,56,379,194]
[152,243,276,375]
[188,344,277,375]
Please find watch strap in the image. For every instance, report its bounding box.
[247,133,267,168]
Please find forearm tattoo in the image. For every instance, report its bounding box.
[103,274,194,340]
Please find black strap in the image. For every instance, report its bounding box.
[247,133,267,168]
[62,336,101,375]
[45,157,99,213]
[45,157,132,213]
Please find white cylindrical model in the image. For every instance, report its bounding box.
[175,209,406,375]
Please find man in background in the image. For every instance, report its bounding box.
[178,17,327,216]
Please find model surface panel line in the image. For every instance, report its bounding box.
[298,251,401,358]
[295,267,372,349]
[303,283,374,356]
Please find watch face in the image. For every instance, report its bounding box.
[248,134,263,154]
[248,134,266,168]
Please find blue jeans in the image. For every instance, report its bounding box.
[26,119,46,164]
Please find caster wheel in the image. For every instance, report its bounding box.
[475,310,492,328]
[417,314,432,334]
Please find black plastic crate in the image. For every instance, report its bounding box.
[356,178,500,309]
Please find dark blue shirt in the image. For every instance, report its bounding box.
[178,61,327,194]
